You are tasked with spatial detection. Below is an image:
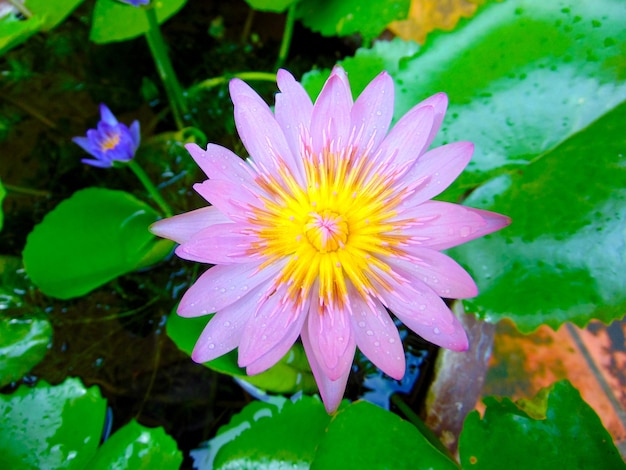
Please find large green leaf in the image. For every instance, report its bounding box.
[296,0,411,42]
[0,13,43,56]
[0,378,107,469]
[22,188,161,299]
[89,420,182,469]
[312,401,458,470]
[26,0,85,31]
[207,396,332,469]
[0,315,52,387]
[166,313,317,394]
[452,100,626,331]
[459,381,626,469]
[90,0,187,44]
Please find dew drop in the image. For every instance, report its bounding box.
[419,304,426,311]
[208,343,215,349]
[262,335,267,340]
[433,327,441,335]
[358,321,366,328]
[223,321,231,327]
[242,285,248,291]
[366,330,374,336]
[374,341,380,347]
[460,226,472,238]
[220,288,226,293]
[388,338,395,344]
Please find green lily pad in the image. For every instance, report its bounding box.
[205,396,332,469]
[90,0,187,44]
[166,313,317,394]
[89,420,182,469]
[0,378,107,469]
[452,100,626,331]
[296,0,410,42]
[0,315,52,387]
[0,13,43,56]
[312,400,458,470]
[26,0,85,31]
[459,380,626,469]
[23,188,161,299]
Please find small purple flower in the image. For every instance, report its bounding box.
[73,104,140,168]
[117,0,150,6]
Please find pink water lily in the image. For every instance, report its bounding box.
[151,67,510,412]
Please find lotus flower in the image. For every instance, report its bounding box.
[73,104,140,168]
[151,67,510,412]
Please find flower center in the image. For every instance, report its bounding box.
[305,210,348,253]
[100,132,120,151]
[247,139,414,313]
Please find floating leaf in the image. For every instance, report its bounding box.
[0,378,107,469]
[166,313,317,394]
[0,14,43,56]
[0,316,52,387]
[452,100,626,331]
[244,0,298,13]
[459,380,626,469]
[312,400,458,470]
[203,396,331,470]
[23,188,161,299]
[90,0,187,44]
[26,0,85,31]
[89,420,182,469]
[296,0,411,41]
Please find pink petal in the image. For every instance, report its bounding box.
[190,288,262,363]
[149,206,231,244]
[399,200,511,250]
[387,251,478,299]
[398,141,474,206]
[414,92,448,149]
[193,180,256,220]
[380,278,468,351]
[230,81,301,180]
[350,296,405,380]
[275,69,312,178]
[305,303,355,381]
[178,262,282,317]
[238,285,308,372]
[301,321,353,413]
[176,223,251,264]
[350,71,394,154]
[185,143,257,187]
[310,67,353,154]
[376,105,434,169]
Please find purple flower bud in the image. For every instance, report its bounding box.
[73,104,140,168]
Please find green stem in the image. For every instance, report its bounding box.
[127,159,173,218]
[275,2,297,70]
[190,71,277,95]
[4,184,50,197]
[144,6,189,130]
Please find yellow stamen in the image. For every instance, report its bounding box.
[100,132,120,151]
[246,139,412,312]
